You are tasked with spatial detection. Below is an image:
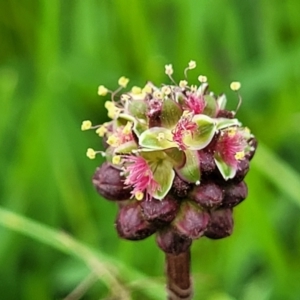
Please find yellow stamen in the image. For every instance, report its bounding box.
[165,64,173,76]
[235,151,245,160]
[131,86,142,94]
[188,60,196,69]
[161,86,171,95]
[96,126,107,137]
[142,84,152,94]
[230,81,241,91]
[135,191,144,201]
[112,155,121,165]
[157,132,165,141]
[153,90,162,99]
[81,120,92,131]
[227,128,237,137]
[86,148,96,159]
[98,85,108,96]
[122,122,132,135]
[190,85,197,92]
[179,80,188,88]
[118,76,129,88]
[198,75,207,83]
[106,134,119,147]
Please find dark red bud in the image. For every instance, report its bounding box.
[156,227,192,255]
[93,162,132,201]
[115,201,156,240]
[233,159,249,182]
[171,175,192,198]
[172,201,210,240]
[198,150,216,175]
[147,99,162,127]
[246,137,258,161]
[222,181,248,208]
[140,195,179,226]
[189,182,224,209]
[205,208,233,239]
[216,109,234,119]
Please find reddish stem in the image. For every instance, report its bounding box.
[165,249,193,299]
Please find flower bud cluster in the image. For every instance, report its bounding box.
[83,61,257,254]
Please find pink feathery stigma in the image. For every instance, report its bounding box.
[172,115,197,150]
[185,94,206,114]
[216,129,247,169]
[124,155,160,200]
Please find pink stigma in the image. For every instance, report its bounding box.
[185,94,206,114]
[123,155,159,200]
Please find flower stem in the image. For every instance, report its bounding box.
[165,248,193,299]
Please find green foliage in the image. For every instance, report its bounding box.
[1,0,300,299]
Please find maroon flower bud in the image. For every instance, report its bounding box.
[92,162,132,201]
[147,99,162,127]
[172,201,210,240]
[115,201,157,240]
[246,137,258,161]
[205,208,233,239]
[233,159,249,182]
[222,181,248,208]
[189,182,224,209]
[171,175,192,198]
[156,227,192,255]
[216,109,234,119]
[198,150,216,175]
[140,195,179,225]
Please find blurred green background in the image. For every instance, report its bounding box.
[1,1,300,299]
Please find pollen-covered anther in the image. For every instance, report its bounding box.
[118,76,129,88]
[86,148,96,159]
[230,81,241,91]
[121,94,130,101]
[106,134,120,147]
[165,64,173,76]
[153,90,163,99]
[188,60,196,69]
[97,85,108,96]
[105,101,119,119]
[131,86,142,94]
[142,84,152,94]
[198,75,207,83]
[135,191,144,201]
[235,151,245,160]
[112,155,121,165]
[161,86,171,95]
[81,120,92,131]
[190,85,197,92]
[96,125,107,137]
[179,80,188,88]
[122,122,132,135]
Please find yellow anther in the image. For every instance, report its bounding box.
[121,94,130,101]
[131,86,142,94]
[135,191,144,201]
[104,101,114,109]
[81,120,92,131]
[112,155,121,165]
[142,84,152,94]
[165,64,173,76]
[161,86,171,95]
[230,81,241,91]
[118,76,129,88]
[235,151,245,160]
[86,148,96,159]
[188,60,196,69]
[96,125,107,137]
[122,122,132,135]
[190,85,197,92]
[179,80,188,88]
[98,85,108,96]
[198,75,207,83]
[153,90,163,99]
[227,128,237,137]
[106,134,119,147]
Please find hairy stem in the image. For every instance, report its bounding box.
[166,249,193,300]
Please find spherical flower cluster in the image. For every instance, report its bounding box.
[83,61,257,254]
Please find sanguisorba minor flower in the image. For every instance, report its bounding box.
[82,61,257,251]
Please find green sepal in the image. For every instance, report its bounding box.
[139,127,177,150]
[217,94,227,109]
[161,98,182,129]
[164,147,185,168]
[216,118,241,130]
[203,95,218,117]
[183,114,216,150]
[214,154,236,180]
[114,140,138,154]
[175,150,201,183]
[151,160,175,200]
[127,100,148,120]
